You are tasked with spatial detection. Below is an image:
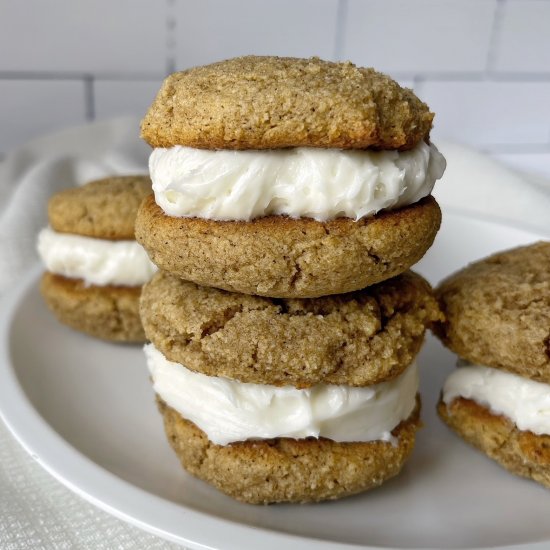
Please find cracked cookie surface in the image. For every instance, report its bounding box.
[158,397,420,504]
[141,56,433,151]
[48,175,152,240]
[41,272,145,342]
[438,397,550,488]
[435,241,550,383]
[140,270,441,387]
[136,195,441,299]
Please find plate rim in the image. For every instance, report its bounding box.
[1,212,549,550]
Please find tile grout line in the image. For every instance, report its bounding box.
[0,71,165,81]
[2,71,550,84]
[395,71,550,82]
[166,0,177,74]
[412,74,423,91]
[334,0,348,61]
[84,75,95,122]
[485,0,505,74]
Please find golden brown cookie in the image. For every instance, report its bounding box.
[141,270,441,387]
[435,242,550,383]
[158,397,420,504]
[136,195,441,299]
[48,175,152,240]
[141,56,433,151]
[40,272,145,342]
[438,397,550,488]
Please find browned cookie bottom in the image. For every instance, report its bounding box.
[438,397,550,488]
[136,195,441,299]
[40,272,145,342]
[158,397,421,504]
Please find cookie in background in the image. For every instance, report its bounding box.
[435,242,550,487]
[37,175,157,342]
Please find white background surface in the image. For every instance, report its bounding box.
[1,1,550,543]
[0,118,549,549]
[0,0,550,177]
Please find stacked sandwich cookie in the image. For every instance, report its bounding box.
[137,56,446,503]
[138,56,445,298]
[436,242,550,487]
[38,175,157,342]
[141,272,440,503]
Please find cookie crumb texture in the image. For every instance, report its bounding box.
[48,175,152,240]
[158,398,420,504]
[435,242,550,383]
[141,270,441,387]
[41,272,145,342]
[136,195,441,299]
[141,56,433,151]
[439,397,550,489]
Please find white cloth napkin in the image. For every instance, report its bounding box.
[0,118,548,550]
[0,118,182,549]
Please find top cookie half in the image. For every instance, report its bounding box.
[435,242,550,383]
[48,175,152,240]
[141,56,433,150]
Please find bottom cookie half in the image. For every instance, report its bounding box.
[40,272,145,342]
[438,397,550,488]
[158,397,421,504]
[136,195,441,298]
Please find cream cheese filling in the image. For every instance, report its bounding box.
[443,362,550,436]
[145,344,419,446]
[149,141,446,221]
[37,227,157,287]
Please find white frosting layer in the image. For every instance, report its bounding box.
[145,344,418,446]
[37,227,157,287]
[149,142,446,221]
[443,363,550,436]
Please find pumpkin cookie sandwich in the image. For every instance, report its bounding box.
[435,242,550,487]
[37,175,157,342]
[137,55,446,298]
[141,270,441,503]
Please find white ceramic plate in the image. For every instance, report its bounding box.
[1,210,549,550]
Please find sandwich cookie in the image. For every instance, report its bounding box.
[38,175,157,342]
[435,242,550,487]
[148,349,421,504]
[140,271,441,503]
[137,56,446,298]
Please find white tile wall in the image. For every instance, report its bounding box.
[342,0,496,73]
[175,0,339,68]
[0,80,87,152]
[1,0,549,178]
[0,0,167,73]
[94,80,162,120]
[493,0,550,72]
[417,81,550,146]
